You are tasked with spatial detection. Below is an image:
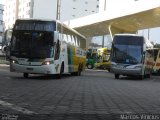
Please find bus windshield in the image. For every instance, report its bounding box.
[11,21,56,59]
[111,36,143,64]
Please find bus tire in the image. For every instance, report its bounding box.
[115,74,119,79]
[146,73,151,78]
[56,63,64,79]
[74,64,82,76]
[79,64,83,76]
[23,73,29,78]
[139,75,144,80]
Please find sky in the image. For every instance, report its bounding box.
[0,0,3,4]
[139,28,160,44]
[0,0,159,44]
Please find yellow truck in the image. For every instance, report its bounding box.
[94,48,111,71]
[86,48,98,69]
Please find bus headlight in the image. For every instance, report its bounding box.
[42,60,54,65]
[11,60,18,64]
[135,65,142,69]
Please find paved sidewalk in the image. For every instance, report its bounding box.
[0,64,9,70]
[152,75,160,80]
[0,68,160,119]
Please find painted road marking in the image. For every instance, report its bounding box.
[0,100,36,114]
[0,69,9,72]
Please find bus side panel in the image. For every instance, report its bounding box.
[75,47,86,71]
[67,44,74,72]
[67,44,86,73]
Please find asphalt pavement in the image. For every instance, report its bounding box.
[0,65,160,120]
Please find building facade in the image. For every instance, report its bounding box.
[32,0,57,20]
[60,0,99,21]
[4,0,33,29]
[4,0,99,30]
[0,4,4,44]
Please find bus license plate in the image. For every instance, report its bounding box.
[26,68,33,70]
[117,65,124,69]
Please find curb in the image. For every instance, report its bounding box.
[0,64,9,67]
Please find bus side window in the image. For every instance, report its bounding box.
[54,40,60,60]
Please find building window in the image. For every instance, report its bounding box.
[26,10,30,15]
[85,1,88,4]
[0,21,3,25]
[0,10,3,14]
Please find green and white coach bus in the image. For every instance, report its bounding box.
[10,19,86,78]
[110,34,154,79]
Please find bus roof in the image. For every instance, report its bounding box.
[16,18,57,22]
[114,33,143,37]
[113,33,154,48]
[15,19,86,40]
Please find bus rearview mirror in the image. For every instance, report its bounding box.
[54,31,59,43]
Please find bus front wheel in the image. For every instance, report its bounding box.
[75,64,82,76]
[23,73,29,78]
[115,74,119,79]
[77,64,82,76]
[139,75,144,80]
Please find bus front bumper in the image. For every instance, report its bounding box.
[10,63,58,75]
[111,67,142,76]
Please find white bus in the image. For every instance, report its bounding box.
[10,19,86,78]
[110,34,154,79]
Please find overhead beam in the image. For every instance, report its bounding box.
[109,25,136,40]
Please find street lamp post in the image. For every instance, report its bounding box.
[56,0,61,20]
[148,29,150,40]
[104,0,106,11]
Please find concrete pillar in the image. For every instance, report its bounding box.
[86,37,92,49]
